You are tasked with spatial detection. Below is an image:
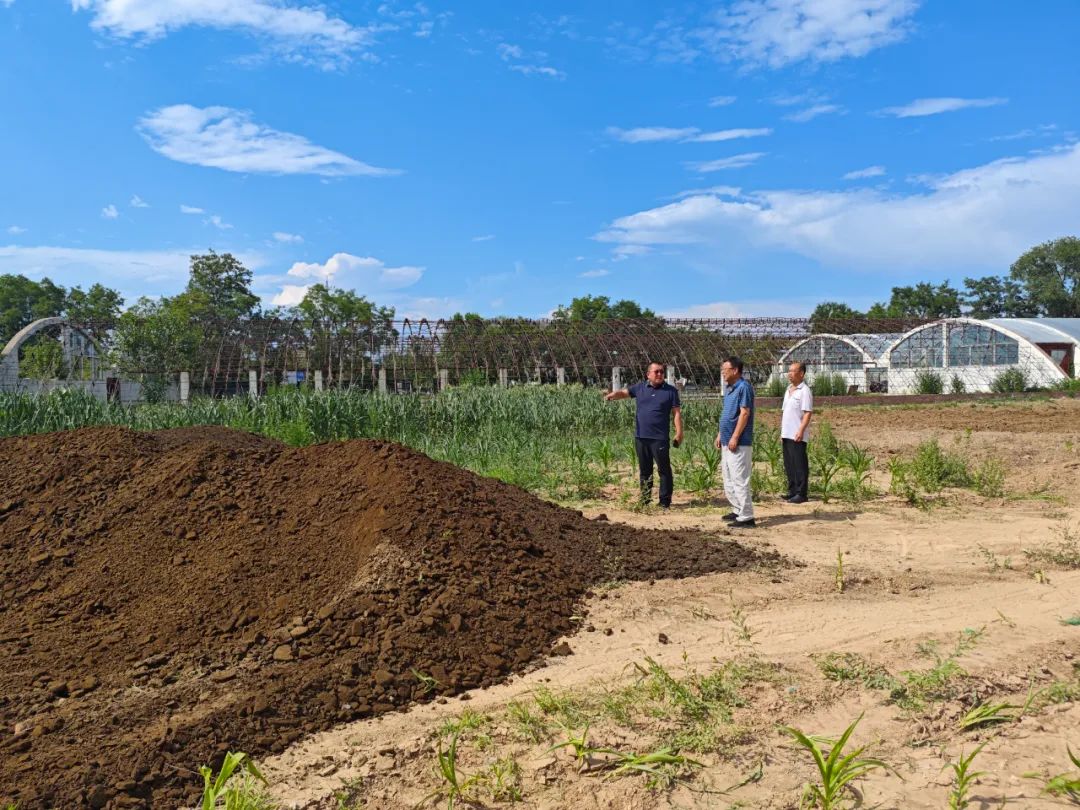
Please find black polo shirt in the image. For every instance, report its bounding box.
[628,381,681,440]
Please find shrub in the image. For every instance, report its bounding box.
[811,373,849,397]
[990,368,1027,393]
[950,374,966,395]
[915,369,944,395]
[762,375,787,398]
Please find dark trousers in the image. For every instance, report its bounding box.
[635,438,673,506]
[782,438,809,499]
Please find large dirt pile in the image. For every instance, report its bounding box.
[0,427,771,808]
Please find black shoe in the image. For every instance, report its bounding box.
[788,495,808,504]
[722,513,738,522]
[780,494,795,502]
[731,518,756,528]
[659,503,671,509]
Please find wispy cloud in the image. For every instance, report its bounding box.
[843,165,886,179]
[205,214,232,230]
[274,252,424,305]
[989,124,1057,142]
[880,97,1008,118]
[129,194,149,208]
[688,152,766,172]
[273,231,303,243]
[608,126,771,144]
[785,103,844,122]
[632,0,919,68]
[0,244,265,296]
[670,185,742,200]
[596,143,1080,272]
[7,225,26,235]
[138,104,400,177]
[180,204,204,214]
[101,204,119,219]
[71,0,376,68]
[708,95,737,107]
[579,268,610,278]
[497,42,565,79]
[607,126,698,143]
[471,234,496,242]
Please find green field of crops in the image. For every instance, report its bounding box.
[0,386,877,505]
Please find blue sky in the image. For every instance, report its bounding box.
[1,1,1078,319]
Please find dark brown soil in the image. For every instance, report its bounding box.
[0,427,771,809]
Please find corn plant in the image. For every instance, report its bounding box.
[957,701,1018,731]
[198,751,273,810]
[606,747,703,788]
[946,741,987,809]
[784,714,893,810]
[423,730,482,809]
[1027,745,1080,802]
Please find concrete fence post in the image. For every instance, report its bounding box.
[498,368,509,388]
[314,370,324,391]
[556,366,565,387]
[439,369,450,391]
[248,369,258,400]
[611,366,622,392]
[378,367,388,395]
[179,371,190,405]
[666,365,675,386]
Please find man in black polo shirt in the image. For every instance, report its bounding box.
[605,362,683,508]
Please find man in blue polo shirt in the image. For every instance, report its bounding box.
[605,362,683,508]
[715,356,755,527]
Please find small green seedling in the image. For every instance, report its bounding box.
[946,741,987,809]
[784,713,894,810]
[1027,745,1080,802]
[199,751,269,810]
[958,701,1019,731]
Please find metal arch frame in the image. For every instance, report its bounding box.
[1,316,107,380]
[778,334,880,368]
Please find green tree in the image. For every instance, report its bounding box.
[295,284,396,385]
[868,282,962,319]
[65,283,124,330]
[1008,236,1080,317]
[961,275,1033,318]
[809,301,865,334]
[181,251,259,322]
[552,295,656,321]
[0,274,67,344]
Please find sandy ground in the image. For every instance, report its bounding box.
[260,398,1080,810]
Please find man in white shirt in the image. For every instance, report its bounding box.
[781,361,814,504]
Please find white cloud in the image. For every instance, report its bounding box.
[497,41,565,79]
[70,0,374,67]
[708,95,737,107]
[989,124,1057,142]
[880,97,1007,118]
[7,225,26,235]
[785,103,844,122]
[0,244,263,295]
[843,165,886,179]
[596,142,1080,272]
[671,185,742,200]
[612,244,651,261]
[689,127,772,143]
[471,234,495,242]
[688,152,765,172]
[607,126,699,143]
[662,297,821,318]
[273,231,303,243]
[696,0,920,68]
[180,204,204,214]
[205,214,232,230]
[274,252,424,304]
[130,194,150,208]
[101,204,119,219]
[138,104,399,177]
[608,126,770,144]
[580,268,610,278]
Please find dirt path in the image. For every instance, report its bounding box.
[261,401,1080,809]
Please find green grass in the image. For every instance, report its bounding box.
[198,752,276,810]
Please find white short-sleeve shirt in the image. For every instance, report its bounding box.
[781,381,813,441]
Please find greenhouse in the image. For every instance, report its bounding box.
[776,333,903,393]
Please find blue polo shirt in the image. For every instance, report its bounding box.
[628,381,681,441]
[719,378,754,446]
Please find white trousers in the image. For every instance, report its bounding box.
[722,444,754,520]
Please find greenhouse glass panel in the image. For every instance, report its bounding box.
[891,328,944,368]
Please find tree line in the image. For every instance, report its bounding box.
[810,236,1080,332]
